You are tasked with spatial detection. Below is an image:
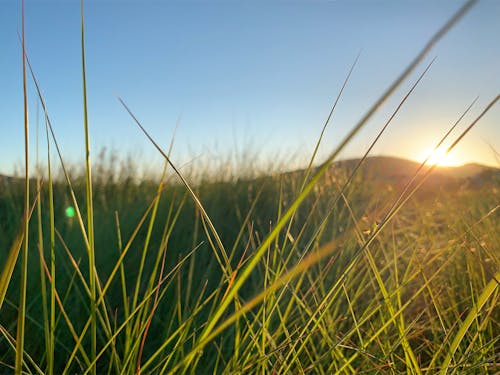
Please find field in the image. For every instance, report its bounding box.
[1,0,499,374]
[1,152,499,373]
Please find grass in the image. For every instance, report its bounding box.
[1,0,499,373]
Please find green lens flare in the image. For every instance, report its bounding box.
[65,206,76,218]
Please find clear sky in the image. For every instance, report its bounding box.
[0,0,499,176]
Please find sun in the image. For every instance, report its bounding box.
[419,146,460,167]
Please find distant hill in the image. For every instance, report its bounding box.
[437,163,491,179]
[330,156,499,190]
[335,156,496,177]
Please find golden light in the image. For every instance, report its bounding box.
[419,146,460,167]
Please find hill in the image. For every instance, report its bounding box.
[330,156,499,190]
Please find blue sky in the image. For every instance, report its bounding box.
[0,0,499,176]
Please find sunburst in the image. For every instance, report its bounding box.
[419,146,460,167]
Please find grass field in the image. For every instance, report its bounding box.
[1,0,499,373]
[1,152,499,374]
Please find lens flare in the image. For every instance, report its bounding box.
[65,206,76,218]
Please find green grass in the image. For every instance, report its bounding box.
[1,0,499,373]
[1,130,499,374]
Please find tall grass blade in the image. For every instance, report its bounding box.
[35,102,50,374]
[15,0,30,372]
[44,102,56,375]
[79,1,97,371]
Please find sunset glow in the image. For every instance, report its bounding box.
[419,146,461,167]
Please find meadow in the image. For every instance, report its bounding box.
[1,0,499,373]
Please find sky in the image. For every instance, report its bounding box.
[0,0,499,177]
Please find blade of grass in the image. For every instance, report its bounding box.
[15,0,30,372]
[114,212,130,331]
[35,101,51,374]
[79,2,97,371]
[0,233,23,310]
[44,99,56,375]
[0,192,39,310]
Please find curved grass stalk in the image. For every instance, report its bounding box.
[131,120,179,329]
[118,98,234,281]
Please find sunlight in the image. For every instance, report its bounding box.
[419,146,460,167]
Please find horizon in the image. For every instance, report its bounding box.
[1,1,499,175]
[1,154,497,183]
